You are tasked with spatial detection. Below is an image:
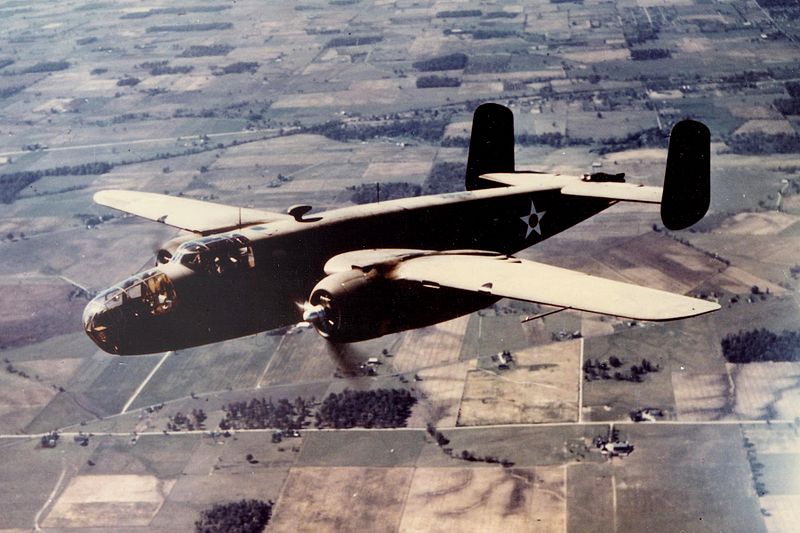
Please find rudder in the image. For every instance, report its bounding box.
[465,103,515,191]
[661,119,710,230]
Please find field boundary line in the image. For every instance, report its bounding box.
[33,461,67,531]
[120,351,172,414]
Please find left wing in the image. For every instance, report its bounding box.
[367,250,718,321]
[94,190,292,234]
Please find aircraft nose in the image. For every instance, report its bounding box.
[83,295,121,354]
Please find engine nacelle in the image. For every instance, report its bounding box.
[303,268,497,343]
[155,233,197,265]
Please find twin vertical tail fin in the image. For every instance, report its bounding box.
[661,120,711,230]
[465,103,711,231]
[465,103,515,191]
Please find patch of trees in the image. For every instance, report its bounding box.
[219,397,311,431]
[195,499,272,533]
[306,118,449,143]
[424,161,464,194]
[436,9,482,17]
[116,76,140,87]
[179,45,234,57]
[349,182,421,204]
[122,5,231,19]
[325,35,383,48]
[167,409,207,431]
[485,11,518,19]
[0,59,14,70]
[90,68,107,75]
[595,127,665,155]
[630,49,671,61]
[786,81,800,98]
[315,389,416,429]
[471,29,516,40]
[146,23,233,33]
[721,328,800,363]
[760,0,796,6]
[774,98,800,115]
[138,61,193,76]
[517,132,589,148]
[0,162,113,204]
[413,53,468,72]
[583,357,659,382]
[212,62,259,76]
[727,132,800,154]
[0,86,25,99]
[416,75,461,88]
[21,61,69,73]
[76,37,98,45]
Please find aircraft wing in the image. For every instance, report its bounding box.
[388,252,719,321]
[94,189,292,234]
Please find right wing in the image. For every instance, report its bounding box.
[94,190,292,234]
[327,249,719,321]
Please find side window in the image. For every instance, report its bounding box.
[143,273,176,315]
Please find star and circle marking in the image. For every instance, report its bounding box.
[520,200,546,239]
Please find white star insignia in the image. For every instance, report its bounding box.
[520,200,546,238]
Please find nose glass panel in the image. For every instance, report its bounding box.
[82,271,177,354]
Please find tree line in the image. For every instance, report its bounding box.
[0,162,113,204]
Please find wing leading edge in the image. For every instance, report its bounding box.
[386,251,719,321]
[94,190,291,234]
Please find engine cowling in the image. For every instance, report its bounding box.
[302,268,497,343]
[155,234,197,265]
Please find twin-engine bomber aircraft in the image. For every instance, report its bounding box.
[83,103,719,355]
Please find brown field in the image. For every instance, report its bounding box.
[406,360,471,428]
[743,425,800,533]
[44,474,175,528]
[734,119,795,136]
[457,340,579,426]
[269,467,413,533]
[259,331,339,387]
[392,316,469,374]
[592,232,723,294]
[362,160,433,182]
[0,280,89,347]
[0,372,58,432]
[715,211,799,236]
[731,362,800,420]
[671,371,732,421]
[398,466,565,533]
[760,495,800,533]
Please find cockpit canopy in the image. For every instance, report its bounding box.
[172,233,255,275]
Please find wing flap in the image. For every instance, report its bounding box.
[392,253,718,321]
[94,190,291,234]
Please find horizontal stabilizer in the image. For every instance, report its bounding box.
[560,182,662,203]
[94,190,291,234]
[481,172,662,203]
[386,251,719,321]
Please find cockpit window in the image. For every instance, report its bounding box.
[172,234,255,275]
[99,272,177,316]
